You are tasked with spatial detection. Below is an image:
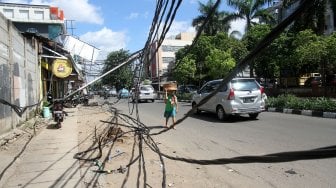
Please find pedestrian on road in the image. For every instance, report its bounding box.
[164,89,178,129]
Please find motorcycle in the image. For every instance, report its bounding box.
[83,94,89,106]
[47,93,65,128]
[53,100,65,128]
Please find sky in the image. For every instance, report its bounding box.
[1,0,245,60]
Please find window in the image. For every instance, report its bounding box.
[212,81,227,92]
[162,45,183,52]
[231,79,259,91]
[3,9,14,18]
[162,68,168,74]
[34,10,44,20]
[19,9,29,19]
[200,83,213,93]
[162,57,174,64]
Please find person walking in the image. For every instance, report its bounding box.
[164,89,178,129]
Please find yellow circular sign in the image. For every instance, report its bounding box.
[52,59,73,78]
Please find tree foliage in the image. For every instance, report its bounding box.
[192,0,230,35]
[243,24,278,78]
[174,32,243,84]
[173,55,196,84]
[226,0,276,32]
[205,49,236,80]
[102,49,133,90]
[293,30,325,74]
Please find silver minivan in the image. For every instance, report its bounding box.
[132,85,156,102]
[191,78,266,120]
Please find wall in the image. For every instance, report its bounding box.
[0,12,40,136]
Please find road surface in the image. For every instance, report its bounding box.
[100,97,336,187]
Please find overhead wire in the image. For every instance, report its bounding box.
[150,0,315,136]
[71,1,336,188]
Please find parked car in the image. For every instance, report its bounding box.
[118,88,130,99]
[304,76,322,87]
[107,87,117,97]
[131,85,155,102]
[191,78,266,120]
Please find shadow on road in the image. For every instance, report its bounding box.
[188,112,260,123]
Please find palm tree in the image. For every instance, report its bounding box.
[192,0,231,35]
[226,0,276,32]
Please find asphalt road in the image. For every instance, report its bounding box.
[101,97,336,187]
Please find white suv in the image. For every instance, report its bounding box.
[132,85,156,102]
[191,78,266,120]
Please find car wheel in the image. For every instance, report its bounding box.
[192,102,200,114]
[216,106,227,120]
[249,113,259,119]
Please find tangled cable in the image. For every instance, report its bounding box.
[0,98,42,117]
[75,104,336,188]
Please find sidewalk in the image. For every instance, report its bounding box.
[0,108,84,188]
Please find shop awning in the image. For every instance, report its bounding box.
[55,35,100,63]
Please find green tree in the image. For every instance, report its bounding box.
[243,24,276,77]
[102,49,133,90]
[324,33,336,73]
[174,32,245,84]
[226,0,276,32]
[192,0,230,35]
[292,30,323,74]
[173,55,196,84]
[212,32,248,62]
[205,48,236,80]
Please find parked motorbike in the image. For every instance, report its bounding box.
[47,93,65,128]
[53,100,64,128]
[83,95,89,106]
[64,94,89,107]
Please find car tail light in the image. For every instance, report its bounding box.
[227,88,235,100]
[260,86,265,95]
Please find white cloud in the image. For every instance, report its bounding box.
[126,12,149,20]
[49,0,103,25]
[3,0,104,25]
[126,12,139,20]
[164,21,195,38]
[79,27,129,55]
[143,11,149,19]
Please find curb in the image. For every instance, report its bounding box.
[267,107,336,119]
[175,100,336,119]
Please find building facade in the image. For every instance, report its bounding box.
[0,3,65,39]
[150,32,195,85]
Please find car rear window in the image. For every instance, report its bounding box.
[140,85,153,91]
[231,79,259,91]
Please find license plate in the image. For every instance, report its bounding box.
[243,97,255,103]
[54,111,63,114]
